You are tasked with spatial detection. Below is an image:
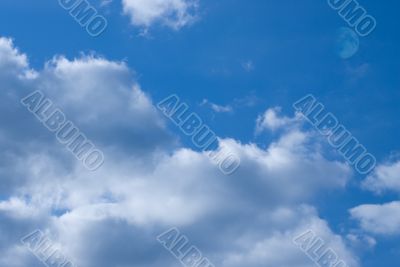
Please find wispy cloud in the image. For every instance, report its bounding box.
[200,99,233,113]
[242,60,255,72]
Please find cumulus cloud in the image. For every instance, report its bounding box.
[352,153,400,238]
[221,205,359,267]
[0,37,35,79]
[362,160,400,194]
[122,0,198,30]
[256,107,301,133]
[0,36,358,267]
[350,201,400,235]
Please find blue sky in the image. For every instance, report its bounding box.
[0,0,399,267]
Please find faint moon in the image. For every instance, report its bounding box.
[335,27,360,59]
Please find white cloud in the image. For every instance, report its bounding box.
[221,205,359,267]
[200,99,233,113]
[346,233,376,249]
[350,201,400,235]
[100,0,113,7]
[352,153,400,238]
[0,37,36,80]
[0,36,359,267]
[256,107,301,133]
[122,0,198,30]
[362,160,400,194]
[0,38,29,71]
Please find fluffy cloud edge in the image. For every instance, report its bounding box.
[122,0,199,30]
